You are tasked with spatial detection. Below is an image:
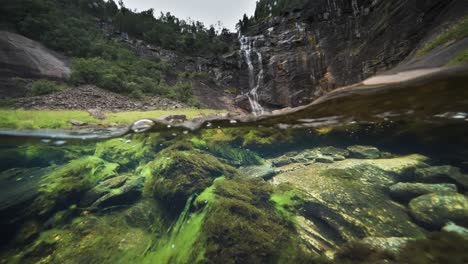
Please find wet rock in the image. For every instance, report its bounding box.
[70,120,87,126]
[159,115,187,122]
[315,155,335,164]
[238,163,277,180]
[271,157,294,167]
[87,108,106,120]
[347,145,381,159]
[124,199,162,232]
[273,156,427,252]
[443,221,468,238]
[14,221,41,245]
[389,182,457,203]
[318,146,350,158]
[414,165,468,188]
[409,193,468,229]
[361,237,413,255]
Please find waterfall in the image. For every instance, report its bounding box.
[239,35,265,116]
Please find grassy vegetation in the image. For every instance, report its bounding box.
[447,48,468,65]
[0,109,224,129]
[417,16,468,56]
[30,80,66,96]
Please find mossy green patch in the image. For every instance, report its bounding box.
[417,16,468,57]
[201,178,315,263]
[271,184,306,221]
[32,156,119,216]
[192,135,264,166]
[144,146,237,213]
[9,208,155,264]
[143,196,207,264]
[194,177,225,208]
[0,109,224,129]
[95,136,154,169]
[447,48,468,65]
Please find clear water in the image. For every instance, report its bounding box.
[1,67,468,263]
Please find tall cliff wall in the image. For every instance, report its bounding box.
[235,0,468,110]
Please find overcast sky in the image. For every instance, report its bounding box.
[122,0,257,31]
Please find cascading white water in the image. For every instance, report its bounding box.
[239,35,265,116]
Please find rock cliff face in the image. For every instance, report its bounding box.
[0,31,71,98]
[235,0,468,110]
[0,31,70,80]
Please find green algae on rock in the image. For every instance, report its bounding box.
[31,156,119,217]
[144,145,238,213]
[409,193,468,229]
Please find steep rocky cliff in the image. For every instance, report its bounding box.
[0,31,71,98]
[235,0,468,110]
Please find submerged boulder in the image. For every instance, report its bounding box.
[347,145,381,159]
[238,162,277,179]
[31,156,119,216]
[145,147,237,212]
[414,165,468,188]
[89,177,145,209]
[361,237,413,255]
[389,182,457,202]
[409,193,468,228]
[443,222,468,239]
[95,137,154,168]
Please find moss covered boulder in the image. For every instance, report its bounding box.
[347,145,382,159]
[31,156,119,217]
[414,165,468,189]
[199,178,314,263]
[409,193,468,229]
[144,146,237,213]
[389,182,458,203]
[95,136,154,169]
[272,155,428,253]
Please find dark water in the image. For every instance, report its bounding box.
[1,67,468,263]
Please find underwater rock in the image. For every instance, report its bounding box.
[443,221,468,239]
[271,156,295,167]
[145,148,237,212]
[273,156,428,251]
[347,145,381,159]
[318,147,350,158]
[238,163,277,179]
[80,176,129,207]
[361,237,413,255]
[14,221,41,245]
[32,156,119,216]
[123,199,162,232]
[315,155,335,164]
[43,205,79,229]
[409,193,468,229]
[414,165,468,189]
[389,182,457,203]
[95,137,154,168]
[100,175,129,189]
[89,177,145,209]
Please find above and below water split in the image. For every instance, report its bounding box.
[0,66,467,263]
[0,65,467,142]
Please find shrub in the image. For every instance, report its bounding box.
[30,80,64,96]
